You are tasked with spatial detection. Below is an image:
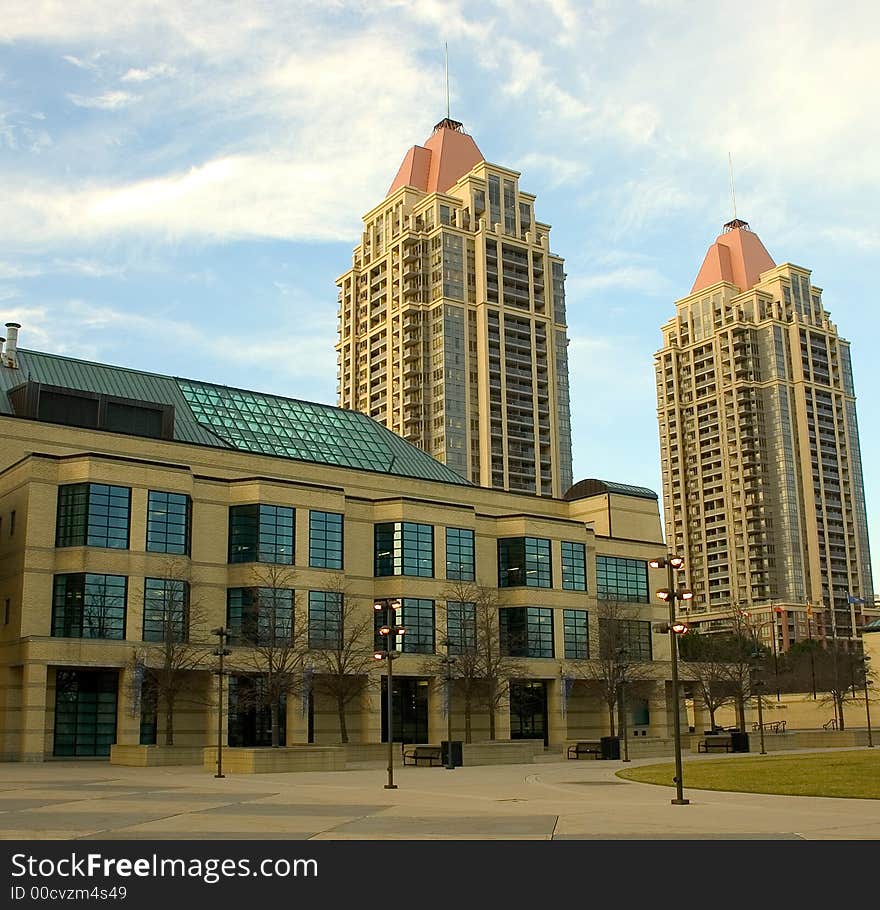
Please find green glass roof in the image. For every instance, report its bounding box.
[0,349,470,487]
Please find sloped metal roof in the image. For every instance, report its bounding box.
[563,477,658,502]
[0,349,471,486]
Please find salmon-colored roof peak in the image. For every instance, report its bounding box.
[387,119,484,197]
[691,219,776,294]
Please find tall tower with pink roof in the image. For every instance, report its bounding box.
[655,219,873,649]
[337,118,573,497]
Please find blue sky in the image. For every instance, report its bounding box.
[1,1,878,578]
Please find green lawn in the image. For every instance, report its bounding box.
[617,750,880,799]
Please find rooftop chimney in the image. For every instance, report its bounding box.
[5,323,20,369]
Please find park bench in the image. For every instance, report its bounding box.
[402,745,443,766]
[698,735,732,753]
[567,740,602,760]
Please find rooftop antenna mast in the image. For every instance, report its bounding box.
[445,42,450,119]
[728,152,738,220]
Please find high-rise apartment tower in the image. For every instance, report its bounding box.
[655,219,873,643]
[336,119,573,497]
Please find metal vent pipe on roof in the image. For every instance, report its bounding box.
[0,337,5,364]
[4,323,20,368]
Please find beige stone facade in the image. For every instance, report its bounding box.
[0,399,681,761]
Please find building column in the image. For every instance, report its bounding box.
[546,676,567,746]
[493,680,511,741]
[20,662,48,762]
[360,677,382,743]
[285,689,310,745]
[427,677,446,744]
[205,671,229,752]
[115,663,143,747]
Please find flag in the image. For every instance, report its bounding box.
[846,591,867,605]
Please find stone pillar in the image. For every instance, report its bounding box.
[115,663,142,747]
[20,662,48,762]
[493,680,511,741]
[285,689,310,744]
[546,676,567,746]
[360,677,382,743]
[427,677,447,744]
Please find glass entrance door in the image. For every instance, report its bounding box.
[380,677,429,743]
[53,669,119,757]
[509,680,548,746]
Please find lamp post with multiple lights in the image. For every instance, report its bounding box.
[373,599,404,790]
[440,639,458,770]
[648,554,693,806]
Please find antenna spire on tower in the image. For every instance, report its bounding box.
[445,42,450,120]
[728,152,738,221]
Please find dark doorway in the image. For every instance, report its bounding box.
[381,677,429,743]
[53,669,119,757]
[509,680,548,746]
[228,675,286,747]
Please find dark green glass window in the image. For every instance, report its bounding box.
[561,541,586,591]
[563,609,589,659]
[309,511,343,569]
[373,598,434,654]
[56,483,130,549]
[52,573,127,640]
[498,537,551,588]
[374,522,434,577]
[596,556,648,603]
[599,618,652,661]
[308,590,342,649]
[446,601,476,655]
[53,669,118,757]
[445,527,475,581]
[146,491,191,555]
[227,586,294,646]
[499,607,554,657]
[228,504,294,565]
[142,578,189,642]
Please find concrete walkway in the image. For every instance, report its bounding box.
[1,748,878,840]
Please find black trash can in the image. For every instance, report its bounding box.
[729,731,750,753]
[441,740,463,767]
[600,735,621,760]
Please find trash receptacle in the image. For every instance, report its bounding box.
[600,735,621,760]
[730,731,750,753]
[441,740,463,767]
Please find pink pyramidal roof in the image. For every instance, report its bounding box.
[387,118,484,197]
[691,220,776,294]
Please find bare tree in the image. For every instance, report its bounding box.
[307,578,376,744]
[238,564,307,747]
[134,559,212,746]
[421,581,517,741]
[678,629,739,732]
[572,599,655,736]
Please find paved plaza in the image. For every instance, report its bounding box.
[1,748,879,840]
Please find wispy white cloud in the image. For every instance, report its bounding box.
[568,266,672,295]
[67,90,137,110]
[121,63,174,83]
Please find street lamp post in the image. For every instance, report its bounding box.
[211,626,231,779]
[806,603,817,700]
[440,639,458,770]
[374,599,404,790]
[649,554,693,806]
[771,605,782,701]
[750,654,767,755]
[616,646,630,763]
[862,655,874,748]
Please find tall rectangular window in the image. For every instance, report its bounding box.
[308,590,342,649]
[142,578,189,642]
[498,537,552,588]
[374,522,434,577]
[309,511,343,569]
[227,587,294,645]
[445,527,475,581]
[563,609,589,659]
[52,573,127,640]
[56,483,131,549]
[599,618,652,661]
[595,556,649,603]
[446,601,476,655]
[561,541,587,591]
[228,504,294,565]
[499,607,554,657]
[146,491,191,555]
[373,598,434,654]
